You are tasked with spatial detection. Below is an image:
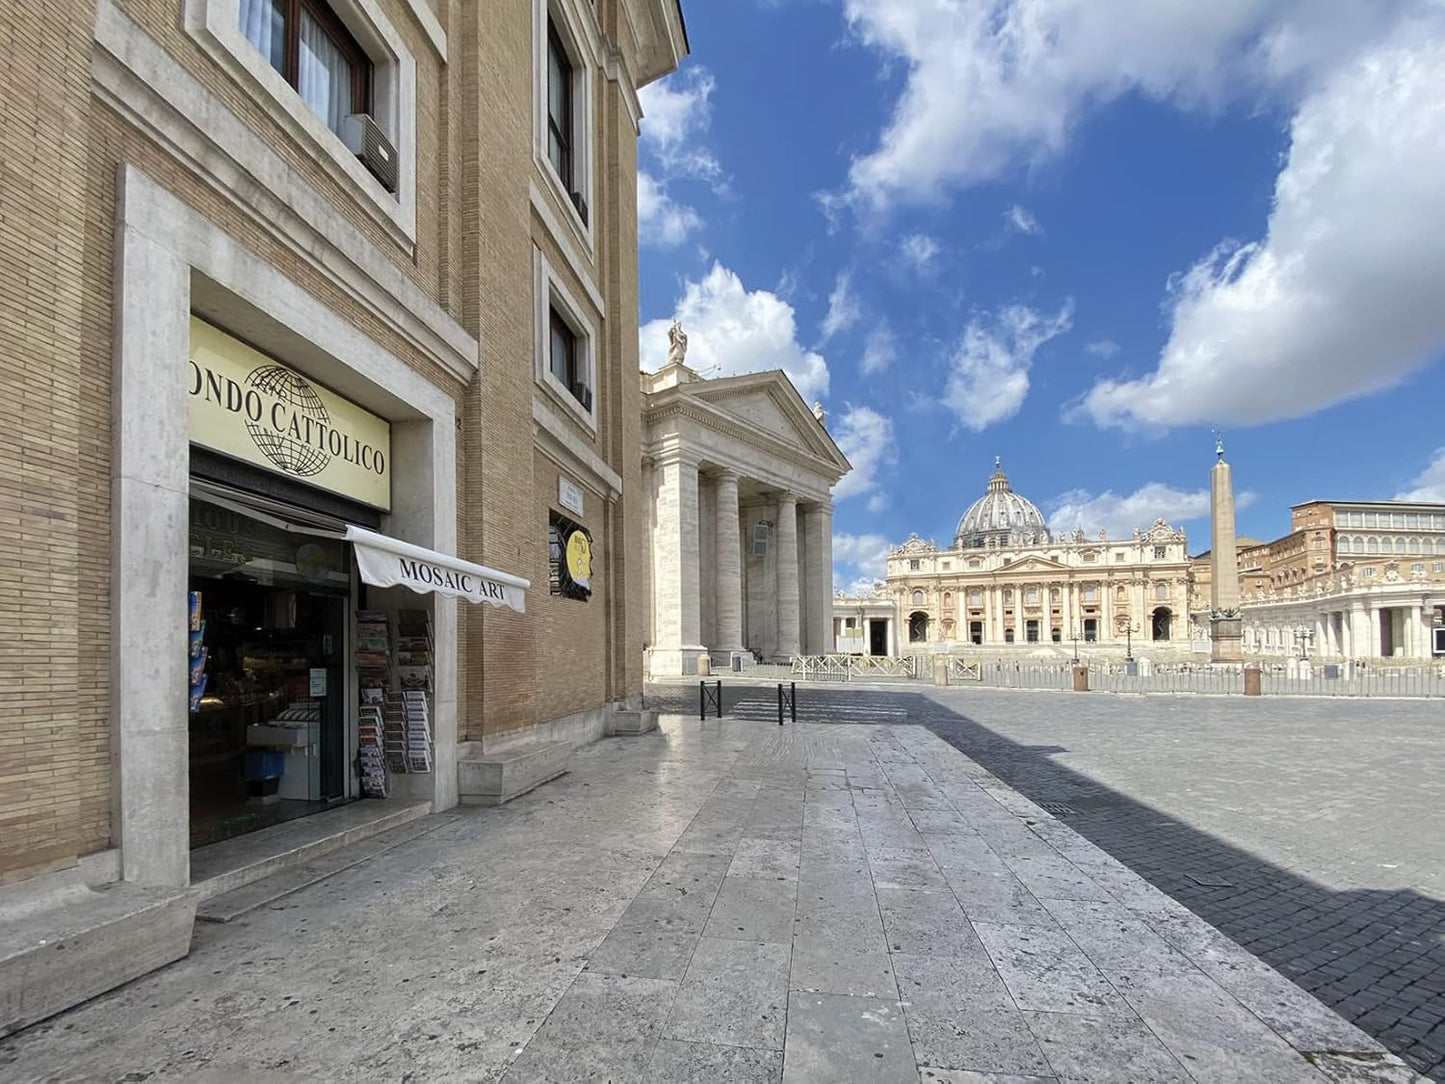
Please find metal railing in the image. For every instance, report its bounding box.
[789,654,917,680]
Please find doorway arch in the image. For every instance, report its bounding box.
[1151,606,1172,642]
[908,611,930,643]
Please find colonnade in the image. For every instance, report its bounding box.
[647,456,833,673]
[1245,598,1441,659]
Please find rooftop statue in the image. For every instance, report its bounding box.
[666,320,688,366]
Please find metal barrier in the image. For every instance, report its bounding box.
[777,682,796,725]
[699,679,722,719]
[789,655,916,680]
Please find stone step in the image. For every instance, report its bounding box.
[457,739,571,805]
[190,798,432,901]
[0,877,196,1038]
[609,708,659,736]
[196,814,456,923]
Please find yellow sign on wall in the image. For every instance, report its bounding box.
[188,318,392,510]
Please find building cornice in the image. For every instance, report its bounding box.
[642,400,849,485]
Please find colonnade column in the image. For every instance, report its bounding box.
[1418,604,1435,659]
[651,456,704,674]
[1368,605,1382,658]
[775,494,800,659]
[802,502,833,655]
[1314,614,1327,658]
[714,469,742,659]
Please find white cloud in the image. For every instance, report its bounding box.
[637,172,702,248]
[833,531,893,589]
[900,232,940,273]
[1080,30,1445,429]
[840,0,1421,212]
[1006,204,1043,236]
[1048,482,1258,540]
[820,272,861,342]
[862,324,897,375]
[866,492,890,513]
[1397,448,1445,502]
[1085,339,1120,358]
[638,68,723,185]
[832,406,896,504]
[640,263,830,401]
[943,302,1073,431]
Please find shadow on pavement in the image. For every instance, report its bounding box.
[646,682,1445,1079]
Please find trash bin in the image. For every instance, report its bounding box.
[1072,665,1089,692]
[732,653,742,673]
[1124,661,1139,678]
[698,655,711,677]
[1243,665,1262,696]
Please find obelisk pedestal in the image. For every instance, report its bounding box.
[1209,443,1244,663]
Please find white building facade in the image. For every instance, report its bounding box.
[642,358,851,676]
[836,461,1192,656]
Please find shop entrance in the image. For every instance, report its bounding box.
[188,497,353,848]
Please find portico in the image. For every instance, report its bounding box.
[642,351,851,676]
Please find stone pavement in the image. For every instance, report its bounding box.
[0,716,1424,1082]
[665,681,1445,1079]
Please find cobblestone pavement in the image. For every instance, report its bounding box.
[648,681,1445,1079]
[2,715,1417,1083]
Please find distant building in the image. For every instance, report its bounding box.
[835,461,1191,655]
[1234,501,1445,659]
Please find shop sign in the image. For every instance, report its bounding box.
[558,477,584,517]
[347,526,528,613]
[188,318,392,511]
[549,512,593,602]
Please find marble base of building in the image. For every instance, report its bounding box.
[1211,616,1244,662]
[645,645,710,679]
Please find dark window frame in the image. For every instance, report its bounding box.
[548,305,592,410]
[256,0,373,123]
[546,21,575,189]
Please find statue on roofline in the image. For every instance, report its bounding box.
[666,320,688,366]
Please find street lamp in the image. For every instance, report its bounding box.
[1293,625,1313,659]
[1124,621,1140,662]
[1071,626,1080,665]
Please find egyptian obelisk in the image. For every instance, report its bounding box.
[1209,434,1244,662]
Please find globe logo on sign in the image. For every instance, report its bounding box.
[245,365,331,477]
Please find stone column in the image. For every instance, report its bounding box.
[802,503,833,654]
[1210,451,1244,661]
[1349,603,1368,659]
[1368,605,1382,658]
[650,457,705,675]
[775,494,800,659]
[1418,605,1435,659]
[714,469,743,659]
[1314,614,1327,658]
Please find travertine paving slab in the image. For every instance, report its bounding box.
[664,937,791,1050]
[646,1038,783,1083]
[705,876,798,943]
[1021,1011,1191,1083]
[584,922,699,981]
[782,992,917,1083]
[971,921,1132,1015]
[728,838,802,881]
[790,937,897,997]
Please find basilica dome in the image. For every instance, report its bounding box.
[954,459,1050,549]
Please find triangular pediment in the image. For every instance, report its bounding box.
[681,372,850,471]
[1010,556,1068,572]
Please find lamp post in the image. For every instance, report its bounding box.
[1293,625,1313,660]
[1125,621,1140,662]
[1071,626,1080,665]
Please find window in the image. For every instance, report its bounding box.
[1155,583,1168,600]
[535,252,597,425]
[1116,585,1126,601]
[943,591,953,607]
[909,559,920,571]
[1082,585,1097,603]
[1050,587,1060,604]
[1364,567,1376,578]
[240,0,371,136]
[845,617,857,629]
[545,22,574,189]
[1434,562,1444,573]
[1004,628,1015,643]
[968,589,982,606]
[1083,551,1096,563]
[1114,552,1125,562]
[1153,545,1166,559]
[912,590,925,606]
[1025,587,1039,605]
[1412,563,1425,574]
[968,559,981,569]
[1003,590,1013,605]
[941,561,951,571]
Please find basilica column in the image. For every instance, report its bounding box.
[650,456,704,674]
[1368,605,1382,658]
[775,494,801,659]
[714,469,743,659]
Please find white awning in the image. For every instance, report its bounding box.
[346,525,529,612]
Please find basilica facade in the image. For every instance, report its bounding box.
[839,461,1193,656]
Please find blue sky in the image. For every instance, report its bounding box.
[636,0,1445,592]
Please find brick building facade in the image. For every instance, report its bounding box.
[1,0,685,1028]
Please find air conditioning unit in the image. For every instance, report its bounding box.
[341,113,398,193]
[751,522,770,557]
[570,190,589,225]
